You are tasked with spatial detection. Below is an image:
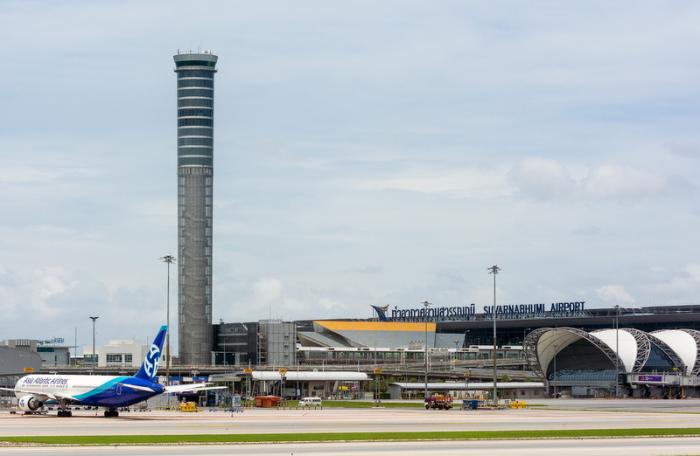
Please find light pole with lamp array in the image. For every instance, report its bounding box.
[161,255,176,409]
[488,265,500,406]
[89,316,99,367]
[552,342,558,398]
[464,370,470,398]
[522,327,532,361]
[422,300,431,401]
[615,305,620,398]
[453,339,460,369]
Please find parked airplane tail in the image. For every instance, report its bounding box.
[134,325,167,382]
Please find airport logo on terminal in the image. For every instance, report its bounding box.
[371,305,390,321]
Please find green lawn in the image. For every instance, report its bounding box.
[322,401,423,408]
[3,428,700,446]
[276,400,423,408]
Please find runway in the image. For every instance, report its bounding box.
[1,438,700,455]
[2,406,700,436]
[531,397,700,413]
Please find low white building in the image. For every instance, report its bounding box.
[84,340,148,368]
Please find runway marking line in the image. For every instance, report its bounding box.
[3,427,700,446]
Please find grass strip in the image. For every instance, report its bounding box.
[273,400,423,409]
[320,401,423,408]
[3,428,700,446]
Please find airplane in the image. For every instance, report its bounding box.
[0,325,223,417]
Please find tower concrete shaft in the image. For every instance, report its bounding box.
[174,52,217,366]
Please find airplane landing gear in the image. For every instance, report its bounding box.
[104,409,119,418]
[57,400,72,417]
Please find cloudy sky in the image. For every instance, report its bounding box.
[1,1,699,351]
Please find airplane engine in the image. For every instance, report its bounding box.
[17,395,43,411]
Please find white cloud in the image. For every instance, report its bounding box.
[508,158,575,200]
[354,166,509,199]
[0,165,64,184]
[0,263,164,347]
[649,264,700,295]
[318,297,341,310]
[582,166,666,199]
[252,277,316,320]
[243,275,379,321]
[509,160,672,201]
[354,159,678,204]
[0,162,98,186]
[0,265,79,319]
[596,285,636,304]
[253,278,284,305]
[668,142,700,160]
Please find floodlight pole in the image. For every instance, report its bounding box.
[488,265,500,407]
[453,339,459,370]
[422,300,431,401]
[553,342,558,397]
[615,305,620,398]
[161,255,176,409]
[89,316,99,367]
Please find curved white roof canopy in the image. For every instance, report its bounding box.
[652,330,698,374]
[535,328,586,375]
[527,327,694,376]
[589,329,638,373]
[532,328,624,375]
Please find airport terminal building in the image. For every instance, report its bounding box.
[214,303,700,363]
[10,302,700,399]
[212,303,700,397]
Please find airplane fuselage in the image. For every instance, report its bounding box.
[3,326,221,417]
[14,374,164,408]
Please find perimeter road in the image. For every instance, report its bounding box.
[4,406,700,436]
[2,427,700,445]
[1,438,700,456]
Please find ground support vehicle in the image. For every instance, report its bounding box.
[425,394,453,410]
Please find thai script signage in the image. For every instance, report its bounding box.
[375,301,586,322]
[389,304,476,321]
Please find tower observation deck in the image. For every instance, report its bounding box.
[174,51,217,366]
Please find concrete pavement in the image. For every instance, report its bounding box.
[3,405,700,436]
[1,438,700,455]
[3,407,700,436]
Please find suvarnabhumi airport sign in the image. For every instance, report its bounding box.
[484,301,586,317]
[374,301,586,322]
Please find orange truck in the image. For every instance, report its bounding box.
[424,394,453,410]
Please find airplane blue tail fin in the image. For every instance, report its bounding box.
[134,325,167,382]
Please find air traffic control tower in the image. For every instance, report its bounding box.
[174,51,217,365]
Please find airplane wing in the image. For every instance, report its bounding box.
[52,392,78,402]
[120,383,155,393]
[2,388,50,399]
[0,388,78,402]
[164,383,227,394]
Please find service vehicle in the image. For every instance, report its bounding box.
[424,394,453,410]
[299,397,322,407]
